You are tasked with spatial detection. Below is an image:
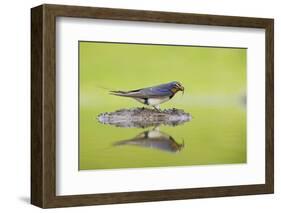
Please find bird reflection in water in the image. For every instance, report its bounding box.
[113,127,184,153]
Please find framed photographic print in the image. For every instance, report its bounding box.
[31,4,274,208]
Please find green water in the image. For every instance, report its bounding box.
[79,42,247,170]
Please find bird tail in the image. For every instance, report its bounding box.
[110,90,136,97]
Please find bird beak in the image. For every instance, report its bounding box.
[179,85,184,96]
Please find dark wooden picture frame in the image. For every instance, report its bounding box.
[31,4,274,208]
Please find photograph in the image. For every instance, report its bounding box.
[79,41,247,170]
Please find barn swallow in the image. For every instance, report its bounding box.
[113,128,185,153]
[110,81,184,110]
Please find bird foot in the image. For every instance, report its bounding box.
[153,106,162,112]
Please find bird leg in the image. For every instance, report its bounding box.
[153,105,161,112]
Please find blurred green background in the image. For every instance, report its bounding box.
[79,41,246,170]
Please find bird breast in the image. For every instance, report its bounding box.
[134,97,170,106]
[147,97,170,106]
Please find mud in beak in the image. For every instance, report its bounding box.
[179,85,184,96]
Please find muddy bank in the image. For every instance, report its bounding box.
[97,107,191,128]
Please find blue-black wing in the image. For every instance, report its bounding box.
[110,83,173,98]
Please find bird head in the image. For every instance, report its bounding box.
[170,81,185,95]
